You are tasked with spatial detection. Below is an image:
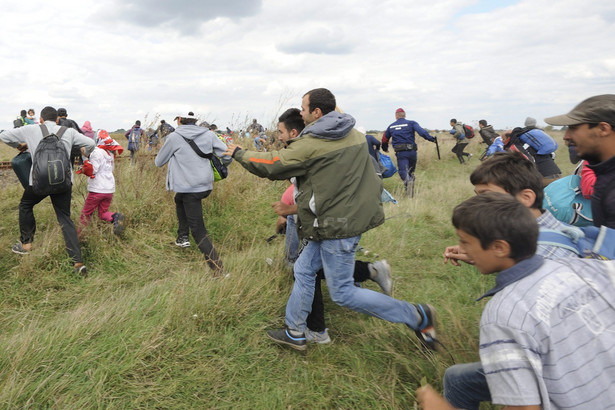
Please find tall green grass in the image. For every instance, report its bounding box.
[0,131,574,408]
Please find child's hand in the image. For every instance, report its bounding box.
[443,245,474,266]
[416,384,455,409]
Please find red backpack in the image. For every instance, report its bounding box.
[463,124,475,139]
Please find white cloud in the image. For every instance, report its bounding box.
[0,0,614,134]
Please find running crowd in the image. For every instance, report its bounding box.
[2,91,615,409]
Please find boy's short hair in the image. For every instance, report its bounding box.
[453,192,538,262]
[278,108,304,134]
[470,151,544,209]
[479,119,487,127]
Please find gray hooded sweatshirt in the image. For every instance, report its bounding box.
[155,125,229,193]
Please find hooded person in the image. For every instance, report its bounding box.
[77,132,125,235]
[154,112,231,276]
[81,121,95,139]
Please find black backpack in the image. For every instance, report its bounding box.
[31,125,72,195]
[13,118,24,128]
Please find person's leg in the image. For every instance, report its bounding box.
[49,189,83,264]
[284,214,300,265]
[443,362,491,410]
[181,191,224,273]
[80,192,101,228]
[320,236,421,328]
[284,240,323,333]
[395,152,409,183]
[452,143,465,164]
[96,193,115,222]
[18,187,46,246]
[354,260,393,295]
[174,193,190,239]
[306,268,326,332]
[353,260,371,282]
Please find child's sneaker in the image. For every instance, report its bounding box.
[175,236,190,247]
[112,213,125,235]
[305,328,331,344]
[369,260,393,295]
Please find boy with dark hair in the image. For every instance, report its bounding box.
[449,118,471,164]
[418,192,615,409]
[445,151,578,265]
[477,119,498,145]
[440,151,580,409]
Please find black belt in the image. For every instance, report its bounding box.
[393,144,417,152]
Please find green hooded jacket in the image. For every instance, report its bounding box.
[234,112,384,241]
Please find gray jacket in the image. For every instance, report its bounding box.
[0,121,95,185]
[155,125,230,193]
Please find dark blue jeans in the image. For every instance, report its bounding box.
[443,362,491,410]
[174,191,223,272]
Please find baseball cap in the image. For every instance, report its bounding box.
[395,108,405,114]
[174,111,197,121]
[544,94,615,126]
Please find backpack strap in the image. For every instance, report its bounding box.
[182,136,214,159]
[39,124,68,139]
[537,228,583,257]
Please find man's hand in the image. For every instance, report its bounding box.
[275,216,287,234]
[17,143,28,152]
[443,245,474,266]
[271,201,297,217]
[223,144,242,157]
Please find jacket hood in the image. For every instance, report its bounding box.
[174,124,210,140]
[82,121,92,133]
[301,112,356,140]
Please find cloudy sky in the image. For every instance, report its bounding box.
[1,0,613,133]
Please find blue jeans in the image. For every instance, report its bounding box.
[443,362,491,410]
[395,150,417,183]
[285,236,420,332]
[284,214,300,265]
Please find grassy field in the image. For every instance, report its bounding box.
[0,130,573,409]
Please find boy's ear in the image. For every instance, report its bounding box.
[488,239,512,258]
[515,188,536,209]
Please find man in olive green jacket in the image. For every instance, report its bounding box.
[225,88,438,351]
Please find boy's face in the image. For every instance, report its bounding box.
[456,229,503,275]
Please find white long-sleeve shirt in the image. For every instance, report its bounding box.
[87,147,115,193]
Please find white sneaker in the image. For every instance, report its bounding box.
[369,260,393,295]
[305,328,331,344]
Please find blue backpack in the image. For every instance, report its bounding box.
[379,153,397,178]
[519,129,558,155]
[543,174,593,227]
[538,225,615,260]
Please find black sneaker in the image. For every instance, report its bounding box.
[12,242,29,255]
[266,328,307,351]
[175,236,190,247]
[413,304,438,351]
[112,213,125,235]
